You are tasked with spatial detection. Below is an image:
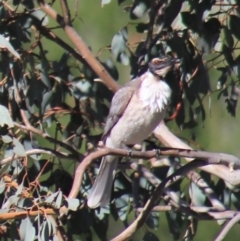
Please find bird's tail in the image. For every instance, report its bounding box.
[87,156,118,208]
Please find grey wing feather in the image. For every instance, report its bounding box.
[102,78,141,141]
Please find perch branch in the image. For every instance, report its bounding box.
[68,146,240,199]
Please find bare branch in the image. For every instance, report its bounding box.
[0,148,76,166]
[137,206,239,220]
[0,208,55,221]
[14,120,83,160]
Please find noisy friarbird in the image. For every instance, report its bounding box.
[87,56,179,208]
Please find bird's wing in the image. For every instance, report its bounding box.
[102,78,141,141]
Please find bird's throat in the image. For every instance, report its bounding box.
[139,72,171,113]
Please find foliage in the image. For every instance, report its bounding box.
[0,0,239,241]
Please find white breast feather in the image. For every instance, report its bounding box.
[139,72,171,113]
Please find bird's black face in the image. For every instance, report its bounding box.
[149,57,180,77]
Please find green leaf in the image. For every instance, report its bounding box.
[111,29,127,60]
[181,12,199,32]
[120,27,128,41]
[95,205,110,220]
[101,0,111,7]
[136,23,149,33]
[30,10,49,26]
[119,52,129,65]
[0,34,20,59]
[222,44,235,66]
[66,198,80,211]
[13,138,26,157]
[146,212,159,229]
[0,163,11,176]
[2,195,20,208]
[46,216,56,234]
[115,194,129,221]
[23,139,41,160]
[40,220,50,241]
[72,80,92,100]
[16,181,24,196]
[221,26,234,48]
[41,90,53,114]
[131,1,148,19]
[0,179,6,194]
[189,182,206,207]
[55,191,63,208]
[19,216,35,241]
[1,135,13,143]
[229,14,240,40]
[0,105,14,128]
[142,232,159,241]
[45,192,59,203]
[18,198,34,209]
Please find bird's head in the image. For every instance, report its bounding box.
[149,56,180,78]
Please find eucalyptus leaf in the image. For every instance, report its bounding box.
[101,0,111,7]
[13,138,26,157]
[0,34,20,59]
[0,105,14,128]
[1,135,13,143]
[19,216,35,241]
[65,198,80,211]
[0,179,6,194]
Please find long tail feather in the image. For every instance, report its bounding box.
[87,156,117,208]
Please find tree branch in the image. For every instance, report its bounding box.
[37,0,119,92]
[0,208,55,221]
[0,148,76,166]
[14,118,83,160]
[154,121,240,186]
[215,213,240,241]
[67,146,240,200]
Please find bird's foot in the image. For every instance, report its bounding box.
[154,149,161,160]
[127,149,132,159]
[121,144,133,161]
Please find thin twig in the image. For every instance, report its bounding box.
[0,149,76,166]
[14,121,83,160]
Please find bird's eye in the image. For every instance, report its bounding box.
[152,58,162,65]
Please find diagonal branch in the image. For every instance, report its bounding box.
[215,213,240,241]
[154,121,240,186]
[37,0,119,92]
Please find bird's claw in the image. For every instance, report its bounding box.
[127,149,132,160]
[154,149,161,160]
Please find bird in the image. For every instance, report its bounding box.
[87,56,179,208]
